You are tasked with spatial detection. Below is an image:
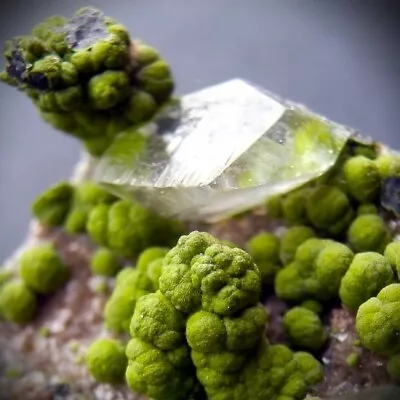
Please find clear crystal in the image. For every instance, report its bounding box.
[92,79,354,222]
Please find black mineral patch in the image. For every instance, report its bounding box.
[6,48,27,82]
[64,8,108,51]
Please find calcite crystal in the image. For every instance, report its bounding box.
[93,79,353,221]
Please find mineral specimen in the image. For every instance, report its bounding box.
[3,6,400,400]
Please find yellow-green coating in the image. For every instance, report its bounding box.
[19,243,68,294]
[85,338,127,384]
[339,252,394,311]
[283,307,327,351]
[0,280,37,323]
[347,214,392,254]
[356,283,400,356]
[342,156,381,203]
[246,232,281,284]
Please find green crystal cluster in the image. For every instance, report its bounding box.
[0,7,174,156]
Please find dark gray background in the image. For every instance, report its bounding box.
[0,0,399,260]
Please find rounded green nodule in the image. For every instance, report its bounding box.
[19,243,68,294]
[0,280,37,324]
[306,185,354,236]
[283,306,327,351]
[375,154,400,179]
[347,214,392,254]
[339,252,394,311]
[85,338,127,384]
[31,181,74,227]
[342,155,381,203]
[279,226,316,265]
[246,232,281,284]
[90,248,121,277]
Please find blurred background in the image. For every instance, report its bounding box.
[0,0,399,260]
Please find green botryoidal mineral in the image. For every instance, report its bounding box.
[64,180,117,234]
[90,248,121,277]
[339,252,395,311]
[0,280,37,323]
[19,243,69,294]
[85,338,127,384]
[31,181,74,226]
[342,156,380,203]
[283,306,327,351]
[246,232,281,284]
[347,214,392,254]
[0,7,175,156]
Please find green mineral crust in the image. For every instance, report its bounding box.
[0,7,174,156]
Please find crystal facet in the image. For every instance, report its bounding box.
[92,79,354,221]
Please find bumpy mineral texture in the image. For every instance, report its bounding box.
[0,7,174,157]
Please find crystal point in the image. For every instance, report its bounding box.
[92,79,354,221]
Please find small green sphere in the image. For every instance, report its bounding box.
[0,280,37,323]
[19,243,68,294]
[375,154,400,179]
[90,248,121,277]
[85,338,127,384]
[115,267,136,286]
[136,247,169,272]
[31,181,74,226]
[265,195,283,219]
[246,232,281,283]
[339,252,394,311]
[283,306,327,351]
[384,241,400,279]
[279,226,316,265]
[282,189,310,226]
[314,241,354,298]
[347,214,391,254]
[306,185,354,236]
[342,156,380,203]
[387,353,400,381]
